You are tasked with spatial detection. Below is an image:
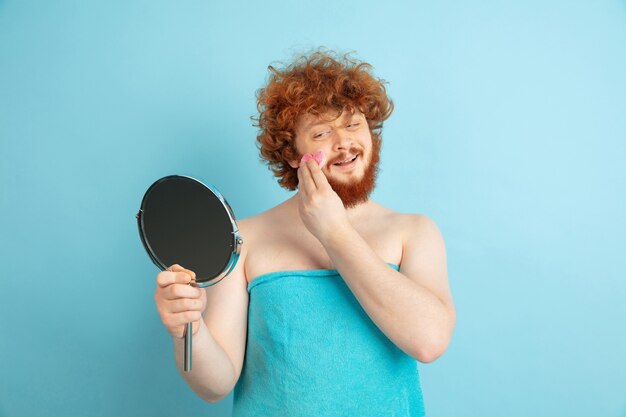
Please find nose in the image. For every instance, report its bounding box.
[332,129,353,152]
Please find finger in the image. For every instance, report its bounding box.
[163,283,203,300]
[297,166,306,197]
[299,161,317,194]
[160,264,196,287]
[167,264,197,280]
[169,310,203,327]
[167,297,204,313]
[307,159,330,191]
[157,270,195,288]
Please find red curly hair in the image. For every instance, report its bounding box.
[253,49,394,191]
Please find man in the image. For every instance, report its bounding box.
[154,50,456,416]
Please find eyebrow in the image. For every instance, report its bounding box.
[303,113,359,133]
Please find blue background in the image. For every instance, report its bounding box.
[1,1,625,416]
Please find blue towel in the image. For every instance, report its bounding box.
[232,263,426,416]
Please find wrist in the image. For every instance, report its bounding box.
[320,221,355,248]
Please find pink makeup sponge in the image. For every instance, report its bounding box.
[300,151,326,167]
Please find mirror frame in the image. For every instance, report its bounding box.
[136,174,243,287]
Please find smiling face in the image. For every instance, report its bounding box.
[289,108,382,208]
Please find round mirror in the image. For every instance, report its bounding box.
[136,175,242,287]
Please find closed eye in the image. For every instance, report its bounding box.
[313,130,330,138]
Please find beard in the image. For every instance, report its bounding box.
[325,138,381,209]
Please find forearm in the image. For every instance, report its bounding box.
[323,225,454,362]
[172,320,236,402]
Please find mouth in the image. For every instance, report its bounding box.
[332,154,359,170]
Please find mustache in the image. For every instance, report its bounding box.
[330,148,362,165]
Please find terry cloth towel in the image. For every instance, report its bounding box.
[232,262,426,417]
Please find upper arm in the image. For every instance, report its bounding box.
[202,218,250,388]
[400,214,456,326]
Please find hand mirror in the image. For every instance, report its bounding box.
[136,175,243,372]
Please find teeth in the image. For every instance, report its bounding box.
[335,155,357,165]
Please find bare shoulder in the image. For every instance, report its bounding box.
[235,209,274,244]
[396,213,445,244]
[234,208,278,263]
[369,204,438,239]
[233,217,253,266]
[397,213,448,276]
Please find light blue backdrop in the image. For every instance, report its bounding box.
[1,1,624,416]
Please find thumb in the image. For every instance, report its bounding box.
[166,264,197,282]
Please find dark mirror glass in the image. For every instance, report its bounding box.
[138,175,238,284]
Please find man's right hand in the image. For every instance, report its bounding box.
[154,264,207,339]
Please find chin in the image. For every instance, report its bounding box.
[328,175,362,185]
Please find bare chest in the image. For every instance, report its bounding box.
[243,218,404,284]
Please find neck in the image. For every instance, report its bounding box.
[286,192,376,224]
